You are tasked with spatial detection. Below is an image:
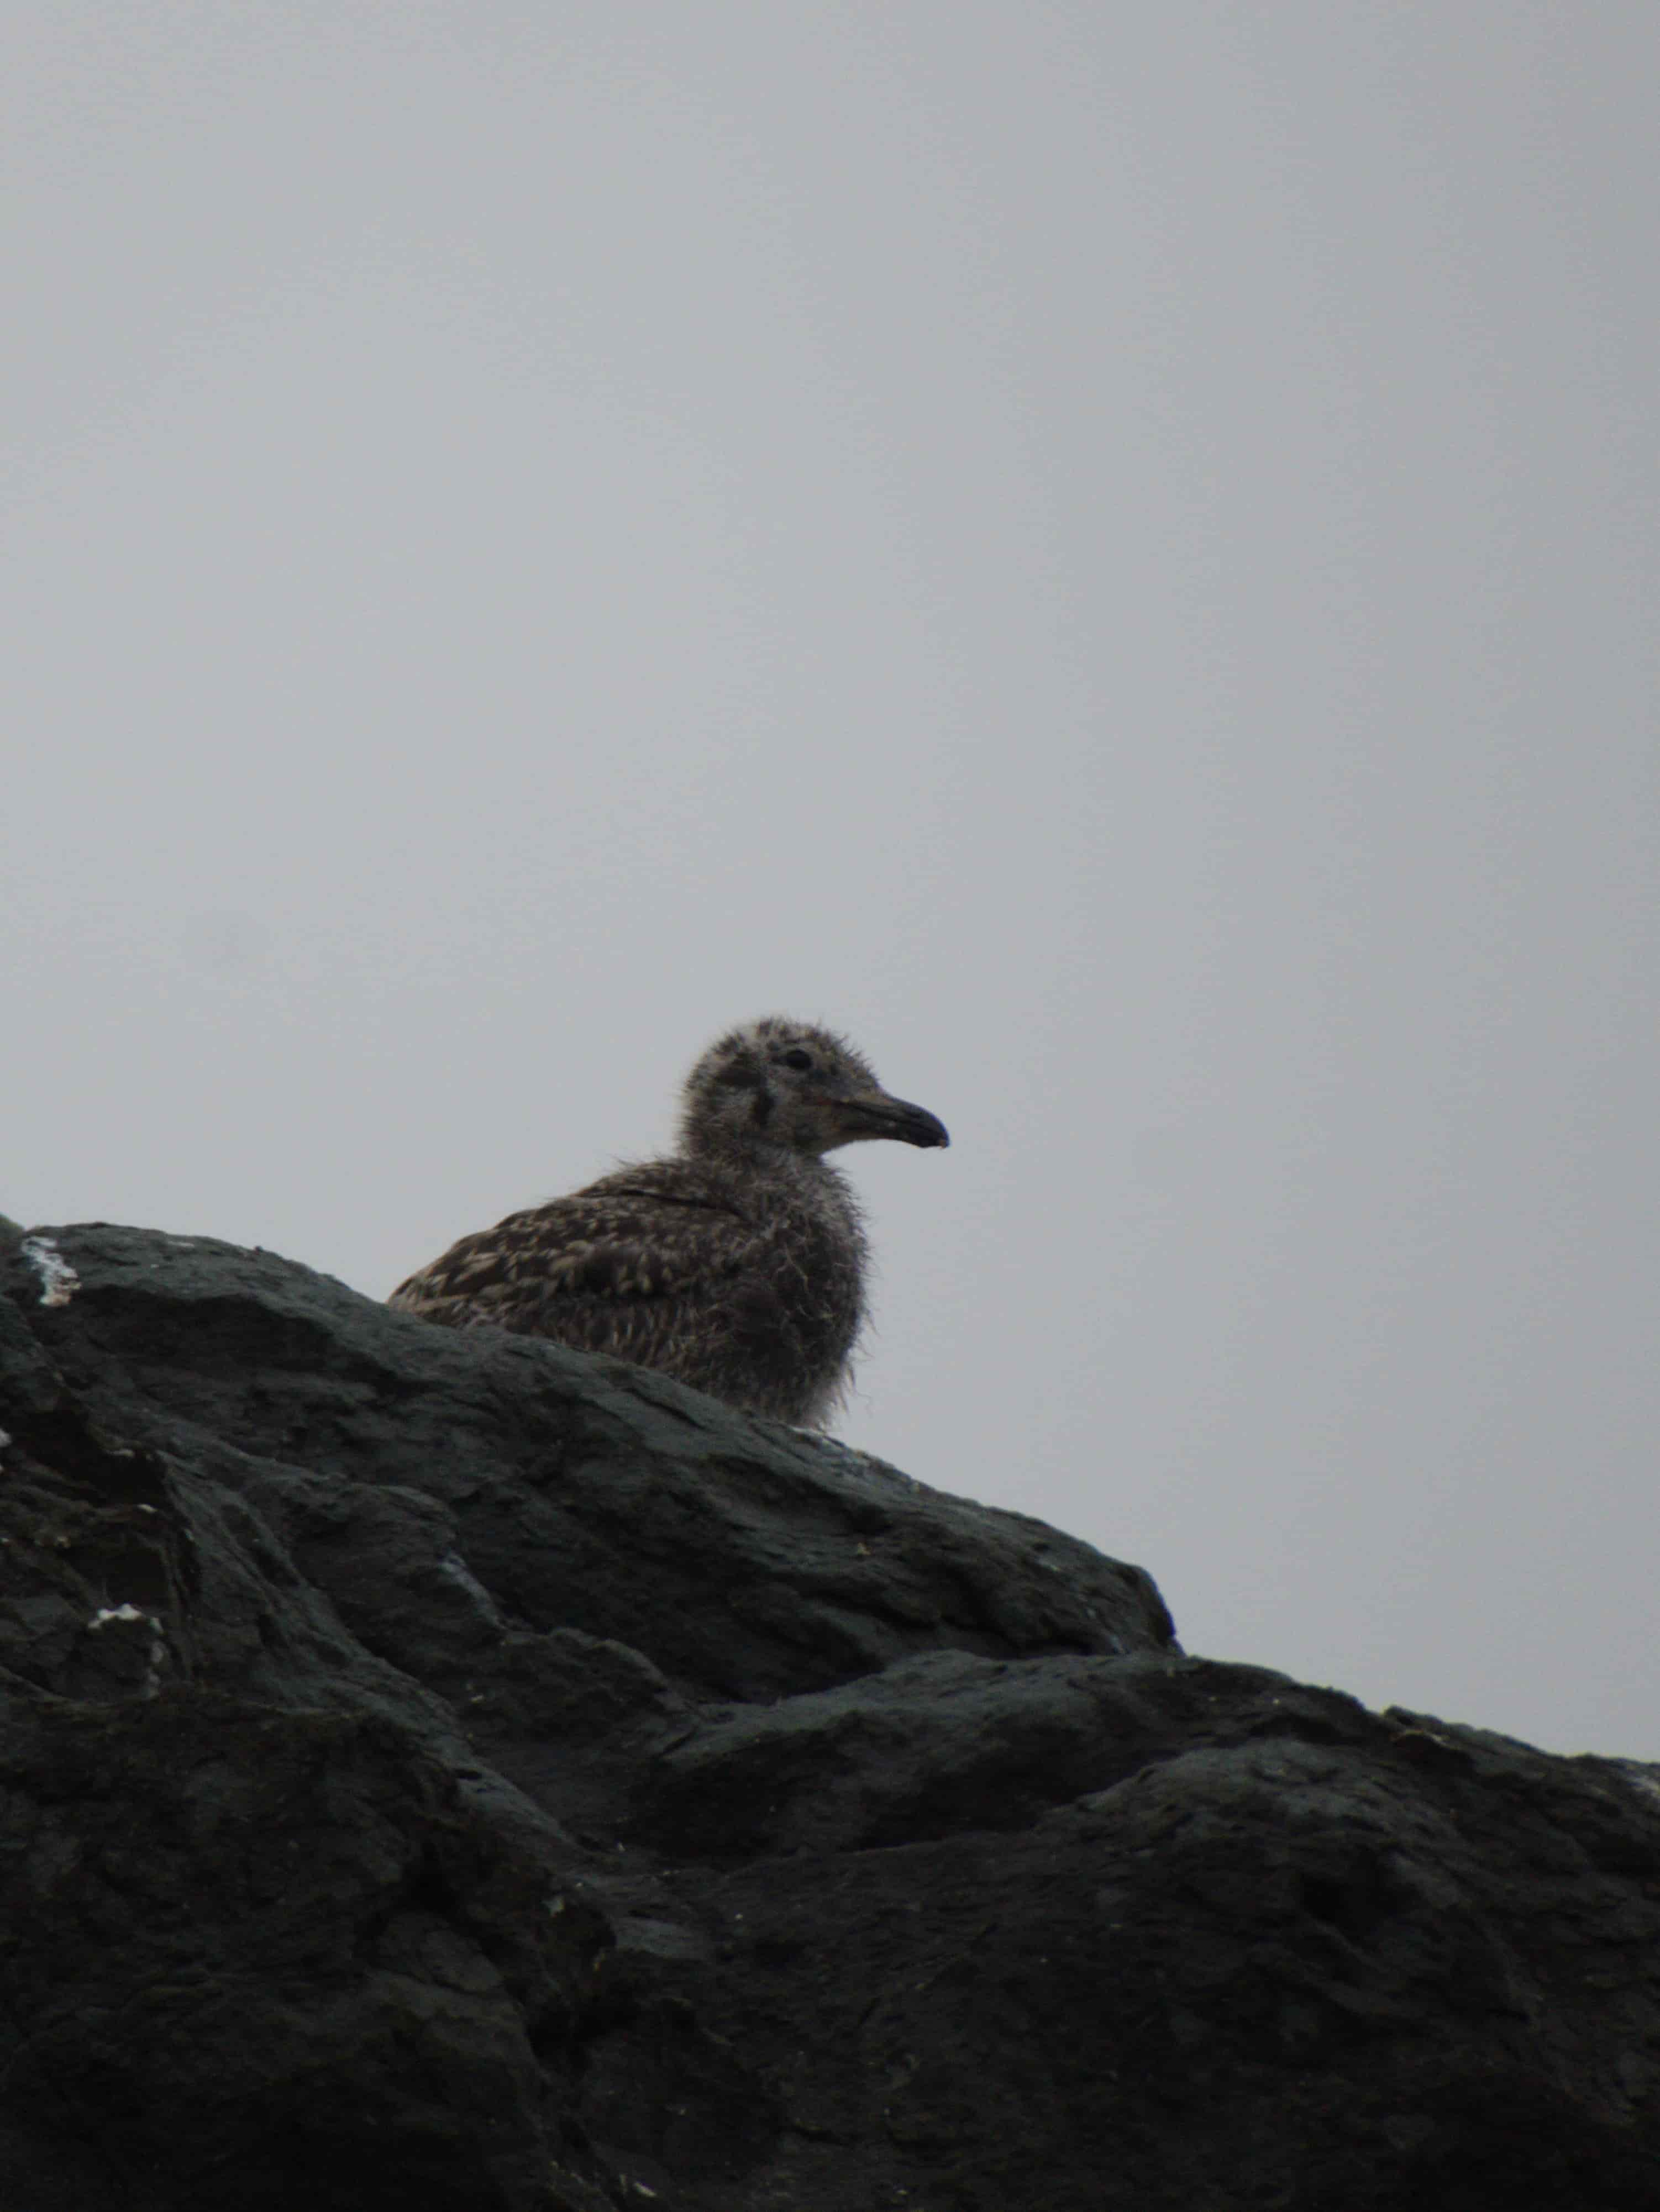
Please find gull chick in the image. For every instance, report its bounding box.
[388,1017,949,1425]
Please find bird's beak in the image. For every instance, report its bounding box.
[833,1090,950,1150]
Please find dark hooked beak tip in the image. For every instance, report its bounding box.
[906,1108,950,1151]
[840,1094,950,1150]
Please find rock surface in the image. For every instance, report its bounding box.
[0,1222,1657,2210]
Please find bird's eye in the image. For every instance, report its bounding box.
[779,1048,814,1072]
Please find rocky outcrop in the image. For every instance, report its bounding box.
[1,1223,1657,2211]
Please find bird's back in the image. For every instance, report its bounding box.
[388,1150,868,1424]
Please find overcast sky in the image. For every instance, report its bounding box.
[7,3,1657,1759]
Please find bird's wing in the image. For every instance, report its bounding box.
[390,1178,756,1319]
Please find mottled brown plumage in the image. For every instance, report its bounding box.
[387,1017,949,1425]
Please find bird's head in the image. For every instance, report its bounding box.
[679,1018,950,1160]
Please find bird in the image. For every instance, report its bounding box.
[387,1017,949,1425]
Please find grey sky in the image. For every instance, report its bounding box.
[7,4,1657,1757]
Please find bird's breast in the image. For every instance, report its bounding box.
[729,1176,866,1372]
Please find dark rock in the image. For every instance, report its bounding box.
[2,1221,1658,2210]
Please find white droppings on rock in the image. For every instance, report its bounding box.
[90,1604,149,1630]
[437,1550,505,1626]
[88,1605,167,1697]
[21,1237,80,1308]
